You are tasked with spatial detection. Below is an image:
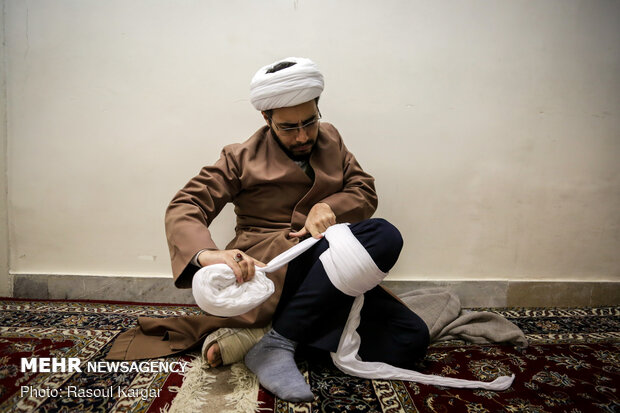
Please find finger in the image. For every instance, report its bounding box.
[244,258,255,281]
[322,213,336,227]
[253,259,267,268]
[236,254,252,282]
[232,250,250,280]
[289,227,308,238]
[225,257,244,283]
[319,216,336,232]
[328,214,337,226]
[308,220,327,239]
[308,224,324,239]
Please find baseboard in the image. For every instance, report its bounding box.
[12,274,195,304]
[10,274,620,307]
[381,280,619,307]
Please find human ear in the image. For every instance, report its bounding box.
[261,111,271,125]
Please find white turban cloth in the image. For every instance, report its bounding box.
[192,223,515,390]
[249,57,324,111]
[192,234,321,318]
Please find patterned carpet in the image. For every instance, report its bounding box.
[0,298,202,413]
[1,299,618,412]
[258,307,620,412]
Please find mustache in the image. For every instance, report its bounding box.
[291,140,315,150]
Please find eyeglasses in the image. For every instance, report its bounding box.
[270,112,321,136]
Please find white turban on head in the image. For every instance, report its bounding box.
[250,57,324,111]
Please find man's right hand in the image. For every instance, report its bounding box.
[197,250,265,284]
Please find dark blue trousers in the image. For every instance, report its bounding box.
[273,218,429,369]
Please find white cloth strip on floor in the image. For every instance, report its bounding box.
[331,295,515,391]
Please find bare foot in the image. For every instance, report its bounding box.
[206,342,222,367]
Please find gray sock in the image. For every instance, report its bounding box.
[244,329,314,402]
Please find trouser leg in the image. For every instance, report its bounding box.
[357,287,429,369]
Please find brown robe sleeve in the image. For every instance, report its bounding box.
[165,147,242,288]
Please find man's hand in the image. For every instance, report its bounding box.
[289,202,337,239]
[197,250,265,284]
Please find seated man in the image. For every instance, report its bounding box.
[108,57,429,401]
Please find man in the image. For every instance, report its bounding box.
[107,57,429,402]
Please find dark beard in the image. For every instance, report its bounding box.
[270,129,315,161]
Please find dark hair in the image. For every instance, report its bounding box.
[264,97,321,120]
[265,61,297,74]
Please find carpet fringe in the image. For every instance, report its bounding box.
[160,355,217,413]
[223,362,266,413]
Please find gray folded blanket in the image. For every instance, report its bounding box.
[398,288,528,348]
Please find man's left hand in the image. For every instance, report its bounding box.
[289,202,336,239]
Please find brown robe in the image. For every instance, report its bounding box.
[106,122,377,360]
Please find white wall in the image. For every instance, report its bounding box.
[0,0,9,296]
[4,0,619,284]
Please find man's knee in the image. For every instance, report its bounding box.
[370,218,403,249]
[351,218,403,273]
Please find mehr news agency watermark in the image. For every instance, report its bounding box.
[19,357,189,400]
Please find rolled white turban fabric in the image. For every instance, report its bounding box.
[192,223,515,390]
[249,57,324,111]
[192,234,321,318]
